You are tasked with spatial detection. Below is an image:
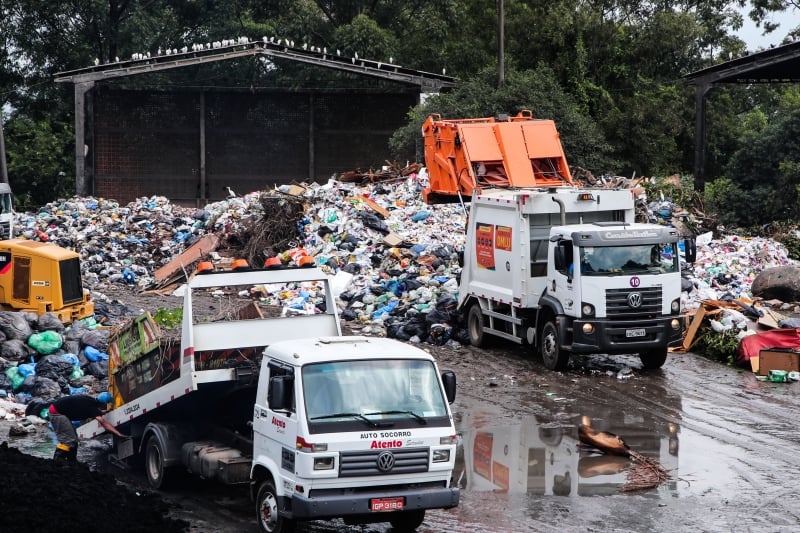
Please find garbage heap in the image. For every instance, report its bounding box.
[11,166,798,358]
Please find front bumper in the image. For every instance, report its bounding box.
[568,316,682,354]
[283,484,460,520]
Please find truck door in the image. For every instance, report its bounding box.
[254,360,298,477]
[550,240,576,316]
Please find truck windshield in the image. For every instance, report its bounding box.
[303,359,449,429]
[579,243,679,275]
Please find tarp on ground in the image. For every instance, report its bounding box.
[737,328,800,366]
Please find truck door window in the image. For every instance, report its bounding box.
[267,361,295,412]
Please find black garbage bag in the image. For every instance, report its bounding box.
[36,312,65,333]
[64,320,91,341]
[0,312,33,341]
[0,374,12,391]
[35,355,76,381]
[81,329,110,352]
[31,376,64,398]
[85,360,109,378]
[17,374,36,393]
[451,328,471,345]
[358,212,390,234]
[94,299,140,323]
[0,339,33,362]
[427,324,452,346]
[63,340,81,355]
[340,308,358,322]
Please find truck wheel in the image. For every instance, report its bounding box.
[541,321,569,371]
[145,435,172,489]
[639,348,668,370]
[467,304,486,347]
[389,509,425,531]
[256,479,296,533]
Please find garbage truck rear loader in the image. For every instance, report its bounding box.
[422,111,694,370]
[80,266,459,532]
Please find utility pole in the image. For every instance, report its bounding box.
[497,0,505,88]
[0,108,8,184]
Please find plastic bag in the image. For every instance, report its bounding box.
[36,312,65,332]
[32,376,63,398]
[84,346,109,362]
[81,329,110,352]
[17,363,36,377]
[0,339,32,362]
[0,312,33,341]
[28,330,64,355]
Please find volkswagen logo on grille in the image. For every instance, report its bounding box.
[627,292,643,308]
[377,451,395,472]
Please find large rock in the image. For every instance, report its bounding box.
[751,265,800,302]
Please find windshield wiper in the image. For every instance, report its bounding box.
[364,410,428,425]
[309,412,393,428]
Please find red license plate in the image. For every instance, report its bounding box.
[370,497,405,512]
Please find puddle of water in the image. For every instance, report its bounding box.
[453,408,680,498]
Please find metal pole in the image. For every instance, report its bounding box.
[497,0,505,88]
[0,108,8,184]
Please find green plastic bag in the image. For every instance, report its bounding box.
[27,330,64,355]
[69,366,84,380]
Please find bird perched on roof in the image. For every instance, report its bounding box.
[226,186,237,199]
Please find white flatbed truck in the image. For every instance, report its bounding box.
[79,266,459,532]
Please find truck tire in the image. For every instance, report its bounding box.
[639,348,668,370]
[256,479,296,533]
[145,435,173,489]
[389,509,425,531]
[467,303,486,347]
[541,321,570,371]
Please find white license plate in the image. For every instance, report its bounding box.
[371,497,405,512]
[626,328,646,338]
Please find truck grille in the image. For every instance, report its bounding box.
[339,447,429,477]
[605,287,662,318]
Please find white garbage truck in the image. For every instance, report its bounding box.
[422,111,695,370]
[79,265,459,532]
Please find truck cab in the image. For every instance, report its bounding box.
[252,336,459,533]
[545,222,684,369]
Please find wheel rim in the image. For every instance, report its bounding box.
[468,310,481,342]
[146,442,162,484]
[259,490,278,532]
[542,327,557,364]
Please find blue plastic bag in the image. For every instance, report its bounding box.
[84,346,109,362]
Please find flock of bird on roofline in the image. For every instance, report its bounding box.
[93,36,446,75]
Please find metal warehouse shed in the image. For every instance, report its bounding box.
[685,40,800,190]
[56,39,455,206]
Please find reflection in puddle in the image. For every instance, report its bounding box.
[455,410,680,497]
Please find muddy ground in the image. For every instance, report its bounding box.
[2,285,800,532]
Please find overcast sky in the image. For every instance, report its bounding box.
[735,6,800,50]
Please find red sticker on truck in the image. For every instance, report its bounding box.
[495,226,512,251]
[475,223,495,270]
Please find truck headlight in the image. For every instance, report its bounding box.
[671,318,681,330]
[313,456,335,470]
[432,449,450,463]
[582,322,595,334]
[671,299,680,314]
[581,303,594,317]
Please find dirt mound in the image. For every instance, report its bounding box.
[0,442,188,533]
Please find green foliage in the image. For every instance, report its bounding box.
[390,65,615,170]
[694,329,740,366]
[5,115,74,209]
[153,307,183,329]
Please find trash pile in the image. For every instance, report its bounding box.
[0,310,118,409]
[10,164,800,362]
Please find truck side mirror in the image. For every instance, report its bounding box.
[441,370,456,404]
[683,238,697,263]
[268,375,293,411]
